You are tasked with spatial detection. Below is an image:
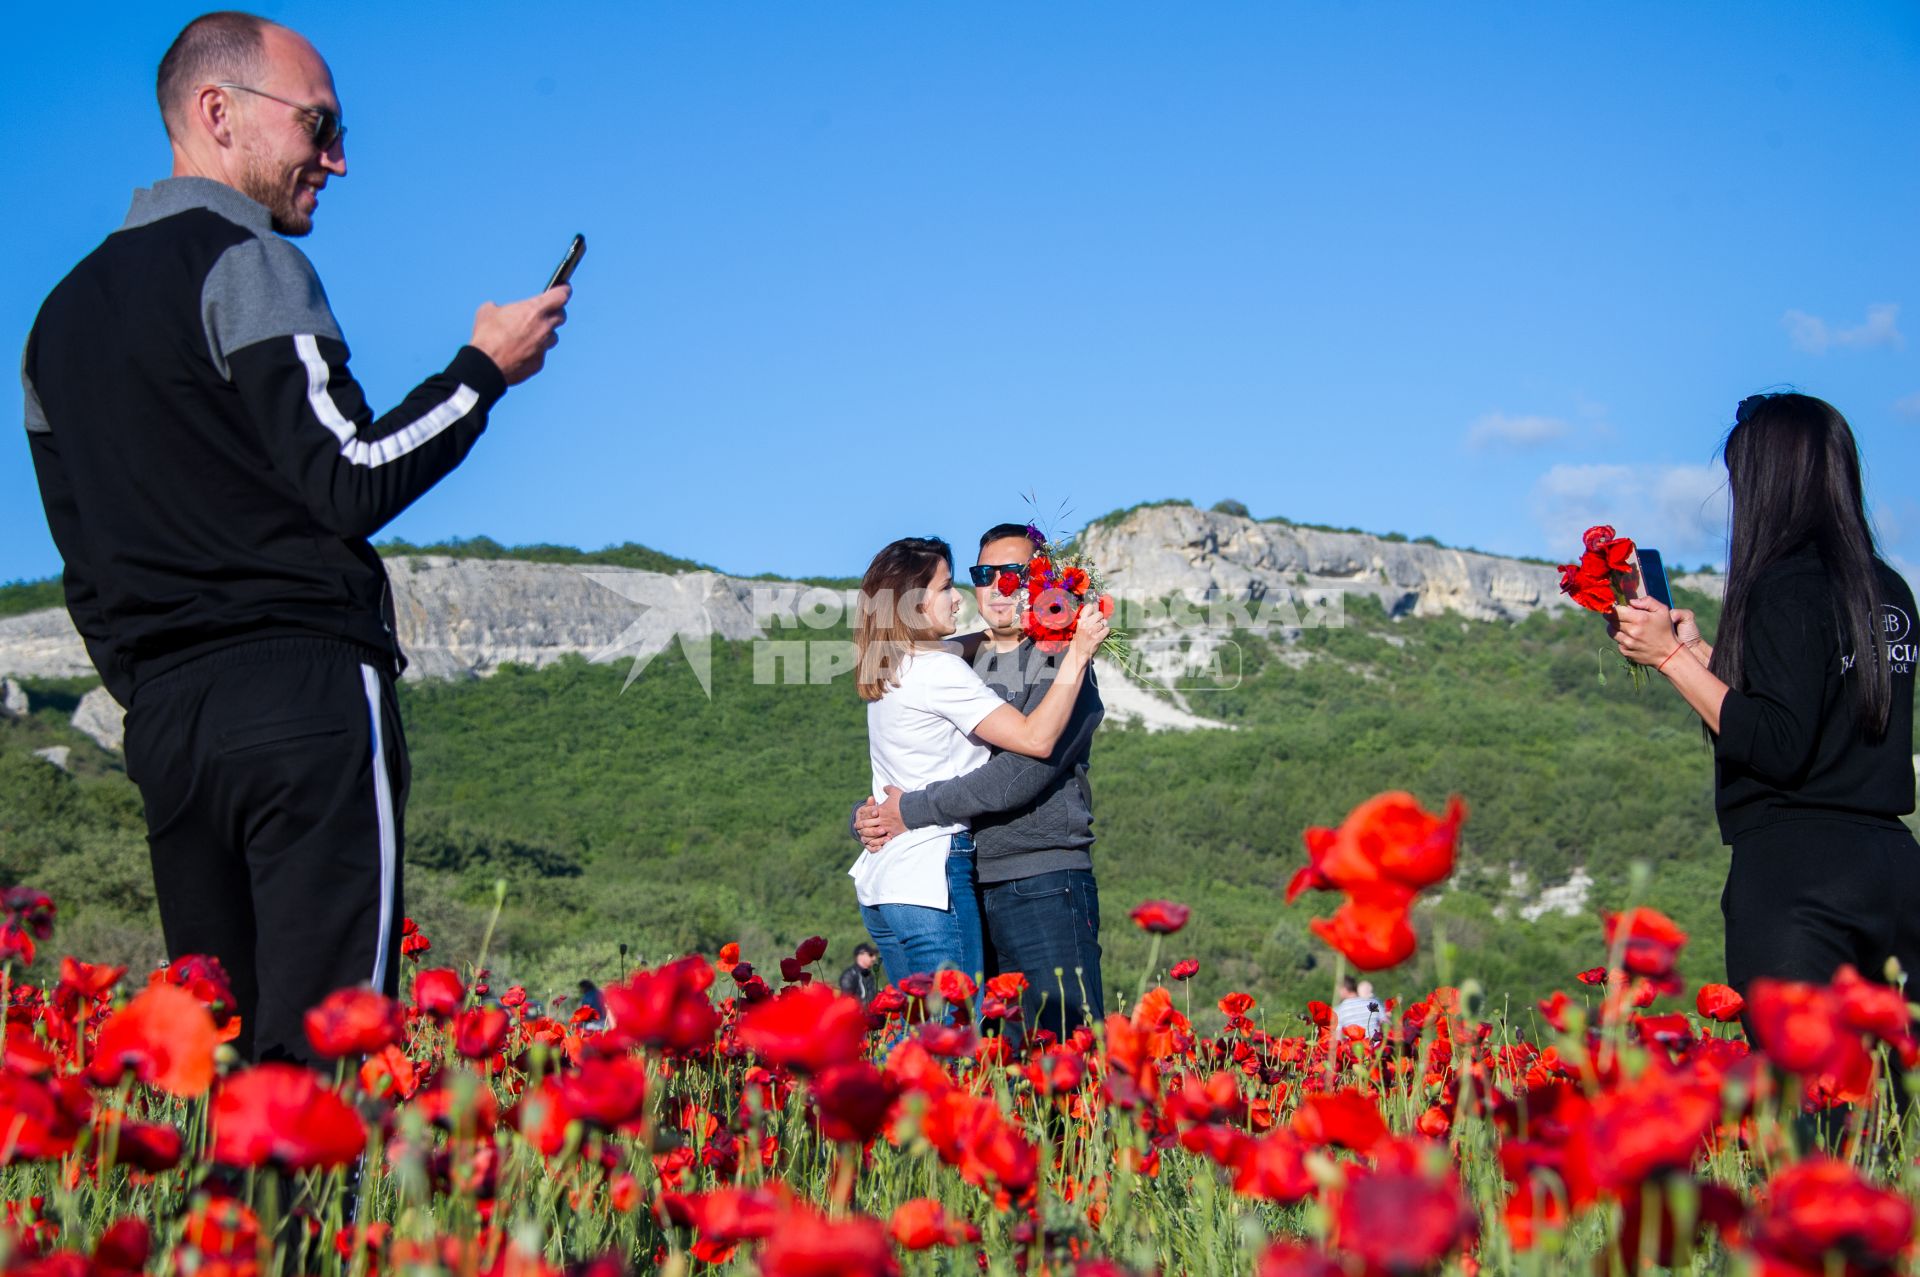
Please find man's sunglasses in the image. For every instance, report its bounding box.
[967,562,1028,587]
[216,83,347,152]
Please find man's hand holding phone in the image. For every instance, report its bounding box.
[471,286,568,386]
[470,235,584,387]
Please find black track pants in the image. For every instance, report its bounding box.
[124,638,407,1064]
[1722,816,1920,995]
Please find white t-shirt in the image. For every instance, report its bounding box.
[849,647,1009,909]
[1334,996,1384,1035]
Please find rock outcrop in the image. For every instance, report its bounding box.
[71,687,126,753]
[0,509,1724,724]
[1,677,26,720]
[1078,504,1723,622]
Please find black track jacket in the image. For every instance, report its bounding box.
[22,177,507,705]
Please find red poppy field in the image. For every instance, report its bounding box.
[0,792,1916,1277]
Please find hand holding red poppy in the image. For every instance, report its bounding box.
[1611,597,1680,668]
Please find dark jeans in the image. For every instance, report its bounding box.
[981,867,1104,1046]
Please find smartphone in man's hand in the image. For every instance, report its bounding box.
[547,234,586,291]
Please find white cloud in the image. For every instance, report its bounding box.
[1782,303,1905,355]
[1465,412,1573,452]
[1895,392,1920,420]
[1530,462,1729,565]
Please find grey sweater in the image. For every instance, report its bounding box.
[897,638,1104,884]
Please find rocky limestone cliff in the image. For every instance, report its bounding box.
[0,507,1724,745]
[1079,505,1722,623]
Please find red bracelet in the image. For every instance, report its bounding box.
[1657,646,1685,674]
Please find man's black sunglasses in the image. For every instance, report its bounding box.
[967,562,1028,587]
[217,82,347,152]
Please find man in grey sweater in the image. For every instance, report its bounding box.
[855,522,1106,1044]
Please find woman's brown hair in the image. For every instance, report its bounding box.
[855,536,954,701]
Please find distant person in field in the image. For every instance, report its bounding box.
[838,942,880,1002]
[1334,976,1384,1036]
[855,522,1109,1045]
[19,12,567,1063]
[1610,394,1916,999]
[849,535,1107,993]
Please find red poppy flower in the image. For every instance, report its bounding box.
[1746,1158,1914,1274]
[1603,908,1688,982]
[1291,791,1467,901]
[359,1042,419,1100]
[1130,900,1191,934]
[1230,1131,1315,1203]
[109,1119,185,1173]
[1555,548,1617,612]
[1289,1089,1389,1152]
[211,1064,366,1169]
[1255,1242,1342,1277]
[984,972,1029,1001]
[1747,978,1874,1099]
[1566,1064,1719,1194]
[397,917,430,959]
[151,953,239,1030]
[1696,983,1745,1023]
[793,936,828,965]
[54,957,126,1016]
[1575,967,1610,986]
[716,942,740,973]
[0,1072,91,1162]
[661,1184,791,1246]
[411,968,465,1018]
[0,887,54,955]
[602,956,721,1055]
[454,1006,509,1059]
[1330,1139,1477,1274]
[1831,964,1916,1056]
[182,1197,261,1260]
[92,1219,150,1275]
[887,1198,977,1249]
[1537,990,1574,1032]
[1170,959,1200,981]
[737,982,869,1074]
[808,1061,899,1144]
[304,985,405,1058]
[1308,884,1418,971]
[935,970,976,1005]
[1218,991,1256,1018]
[88,983,218,1097]
[757,1208,899,1277]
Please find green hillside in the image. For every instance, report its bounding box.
[3,536,1910,1024]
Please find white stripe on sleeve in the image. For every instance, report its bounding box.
[295,333,480,468]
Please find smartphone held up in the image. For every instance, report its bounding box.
[548,234,586,291]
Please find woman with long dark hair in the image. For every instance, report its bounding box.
[1613,393,1917,995]
[849,536,1107,991]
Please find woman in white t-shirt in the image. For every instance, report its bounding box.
[850,536,1107,991]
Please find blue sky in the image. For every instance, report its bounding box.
[5,2,1917,585]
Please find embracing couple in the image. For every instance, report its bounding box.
[847,522,1109,1044]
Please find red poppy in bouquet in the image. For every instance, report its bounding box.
[1013,516,1137,673]
[1559,523,1663,685]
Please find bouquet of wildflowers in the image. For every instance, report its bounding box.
[1009,514,1145,680]
[1558,523,1650,687]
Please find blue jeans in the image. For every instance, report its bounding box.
[858,839,985,989]
[981,868,1104,1046]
